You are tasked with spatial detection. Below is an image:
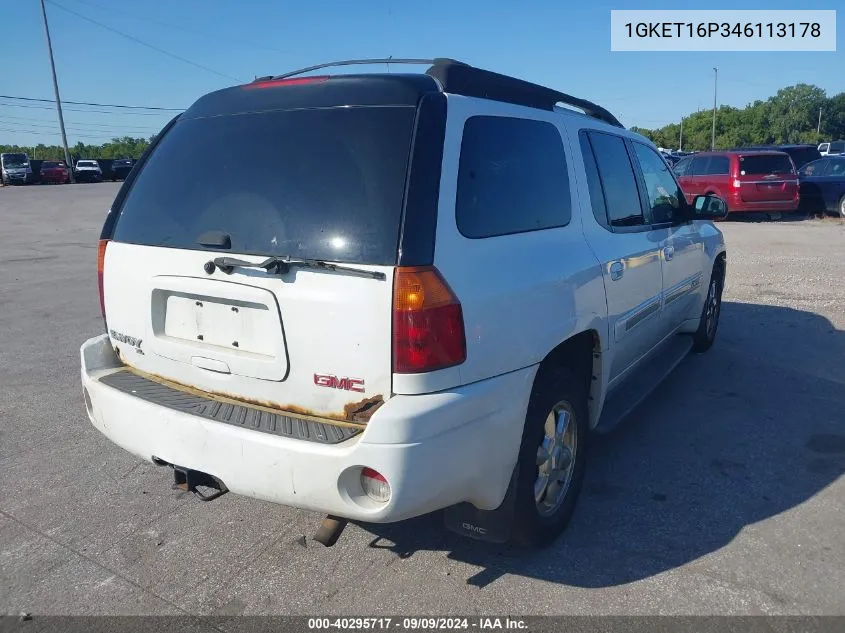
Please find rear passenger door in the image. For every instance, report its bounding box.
[579,130,666,385]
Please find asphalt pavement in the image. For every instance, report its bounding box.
[1,183,844,616]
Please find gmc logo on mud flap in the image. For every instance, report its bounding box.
[314,373,365,393]
[462,522,487,535]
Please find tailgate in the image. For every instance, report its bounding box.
[100,97,421,423]
[104,243,393,422]
[737,154,797,203]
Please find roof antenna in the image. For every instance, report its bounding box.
[386,55,392,73]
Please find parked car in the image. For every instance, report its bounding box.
[110,158,135,181]
[798,156,845,217]
[1,152,33,185]
[80,58,728,549]
[818,141,845,156]
[672,150,799,216]
[39,160,70,184]
[735,144,821,169]
[74,159,103,182]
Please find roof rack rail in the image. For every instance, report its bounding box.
[256,58,623,128]
[257,58,447,82]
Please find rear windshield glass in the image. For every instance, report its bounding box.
[831,142,845,153]
[112,106,416,265]
[738,154,793,175]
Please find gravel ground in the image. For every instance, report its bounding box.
[1,183,844,617]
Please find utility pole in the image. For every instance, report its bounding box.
[817,106,822,135]
[679,117,684,152]
[711,67,718,151]
[39,0,74,182]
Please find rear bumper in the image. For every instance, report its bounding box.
[80,334,535,523]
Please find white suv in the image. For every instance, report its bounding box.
[80,59,728,548]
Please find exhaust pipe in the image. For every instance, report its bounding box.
[313,515,348,547]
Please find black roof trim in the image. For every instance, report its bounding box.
[425,60,624,128]
[256,57,623,128]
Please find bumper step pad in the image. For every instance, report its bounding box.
[99,369,362,445]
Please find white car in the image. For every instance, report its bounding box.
[818,141,845,157]
[74,159,103,182]
[80,58,728,548]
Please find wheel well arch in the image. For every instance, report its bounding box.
[535,329,602,422]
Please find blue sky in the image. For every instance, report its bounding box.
[1,0,842,147]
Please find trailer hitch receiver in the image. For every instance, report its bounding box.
[170,464,229,502]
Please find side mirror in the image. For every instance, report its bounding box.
[692,194,729,221]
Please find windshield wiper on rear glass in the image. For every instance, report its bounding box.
[208,256,386,281]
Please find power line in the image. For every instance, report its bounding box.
[0,113,161,130]
[0,94,183,111]
[0,126,124,140]
[46,0,243,82]
[0,117,156,134]
[70,0,298,56]
[0,100,173,116]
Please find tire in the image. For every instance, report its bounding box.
[838,195,845,219]
[511,365,588,548]
[692,260,724,353]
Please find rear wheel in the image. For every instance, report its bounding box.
[511,366,588,548]
[838,195,845,218]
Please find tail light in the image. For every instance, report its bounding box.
[244,76,329,90]
[360,467,390,503]
[97,239,109,321]
[392,266,466,374]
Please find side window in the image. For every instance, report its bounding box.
[706,156,730,175]
[690,156,708,176]
[455,116,571,239]
[673,157,692,177]
[825,159,845,177]
[800,159,827,177]
[587,131,645,227]
[631,142,685,224]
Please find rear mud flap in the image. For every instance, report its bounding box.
[443,466,518,543]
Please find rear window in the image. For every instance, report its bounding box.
[830,142,845,154]
[112,106,417,265]
[738,154,794,176]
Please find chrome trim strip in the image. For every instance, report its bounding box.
[664,272,702,307]
[615,295,662,341]
[737,179,798,185]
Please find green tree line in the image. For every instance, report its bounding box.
[0,136,154,160]
[633,83,845,151]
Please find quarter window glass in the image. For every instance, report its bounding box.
[456,116,572,238]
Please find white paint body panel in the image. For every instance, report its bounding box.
[84,90,726,521]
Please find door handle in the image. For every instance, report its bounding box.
[663,246,675,261]
[609,261,624,281]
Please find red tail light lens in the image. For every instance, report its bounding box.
[244,76,329,90]
[97,239,109,320]
[392,266,466,374]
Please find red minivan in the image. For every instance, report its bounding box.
[672,151,799,215]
